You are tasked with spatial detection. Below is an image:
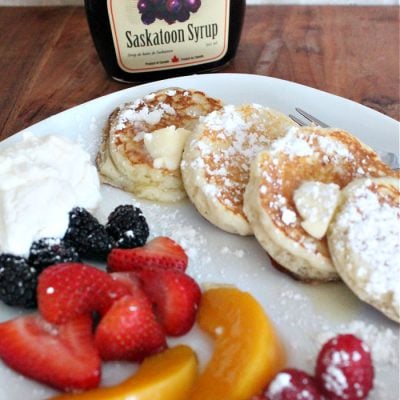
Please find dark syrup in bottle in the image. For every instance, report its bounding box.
[84,0,246,83]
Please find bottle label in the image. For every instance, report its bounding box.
[107,0,230,73]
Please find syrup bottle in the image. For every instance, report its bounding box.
[84,0,246,83]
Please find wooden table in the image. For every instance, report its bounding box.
[0,5,399,141]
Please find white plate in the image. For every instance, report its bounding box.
[0,73,399,400]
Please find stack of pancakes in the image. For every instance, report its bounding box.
[97,87,399,322]
[244,126,396,282]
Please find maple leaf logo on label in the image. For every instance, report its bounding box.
[171,55,180,63]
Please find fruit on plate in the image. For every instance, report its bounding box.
[105,204,149,249]
[0,314,100,391]
[50,345,198,400]
[0,234,202,394]
[28,237,81,273]
[110,271,142,293]
[37,263,132,324]
[254,368,325,400]
[63,207,114,260]
[107,236,188,273]
[0,253,38,308]
[256,333,374,400]
[94,292,167,361]
[315,334,374,400]
[189,287,285,400]
[139,267,202,336]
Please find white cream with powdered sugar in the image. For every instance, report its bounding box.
[0,134,101,256]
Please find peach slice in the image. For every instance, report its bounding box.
[51,345,198,400]
[190,287,285,400]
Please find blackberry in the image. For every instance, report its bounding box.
[28,237,81,273]
[106,205,149,248]
[0,254,38,308]
[63,207,113,260]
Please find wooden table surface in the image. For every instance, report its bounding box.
[0,5,399,141]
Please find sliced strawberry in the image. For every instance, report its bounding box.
[315,334,374,400]
[95,291,167,362]
[110,271,142,294]
[139,268,201,336]
[37,263,131,324]
[0,314,100,391]
[107,236,188,273]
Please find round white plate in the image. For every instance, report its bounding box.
[0,73,399,400]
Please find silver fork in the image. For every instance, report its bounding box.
[289,108,400,170]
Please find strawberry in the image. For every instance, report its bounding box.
[256,368,325,400]
[315,334,374,400]
[94,291,167,362]
[139,268,201,336]
[37,263,131,324]
[107,236,188,273]
[0,314,100,391]
[110,271,142,294]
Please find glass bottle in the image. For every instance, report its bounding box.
[84,0,246,83]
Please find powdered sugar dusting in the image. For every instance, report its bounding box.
[267,372,293,396]
[144,207,210,265]
[270,127,314,157]
[269,126,354,162]
[202,104,250,135]
[323,362,349,397]
[333,180,400,308]
[185,104,290,208]
[220,246,246,258]
[281,207,297,225]
[114,99,176,131]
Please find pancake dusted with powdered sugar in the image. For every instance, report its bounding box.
[97,88,222,202]
[243,125,397,282]
[328,177,400,322]
[181,104,295,235]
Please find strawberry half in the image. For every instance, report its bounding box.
[38,263,131,324]
[107,236,188,273]
[110,271,142,294]
[139,268,201,336]
[95,291,167,362]
[0,314,100,391]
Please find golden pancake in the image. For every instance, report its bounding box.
[181,104,295,235]
[97,88,223,202]
[243,125,396,282]
[328,177,400,322]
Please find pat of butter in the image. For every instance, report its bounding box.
[144,126,191,171]
[293,181,340,239]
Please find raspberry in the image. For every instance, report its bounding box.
[28,237,80,273]
[263,368,325,400]
[315,334,374,400]
[63,208,114,260]
[106,205,149,249]
[0,254,38,308]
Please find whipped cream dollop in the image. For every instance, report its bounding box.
[0,134,101,256]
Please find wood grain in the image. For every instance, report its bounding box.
[0,5,399,141]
